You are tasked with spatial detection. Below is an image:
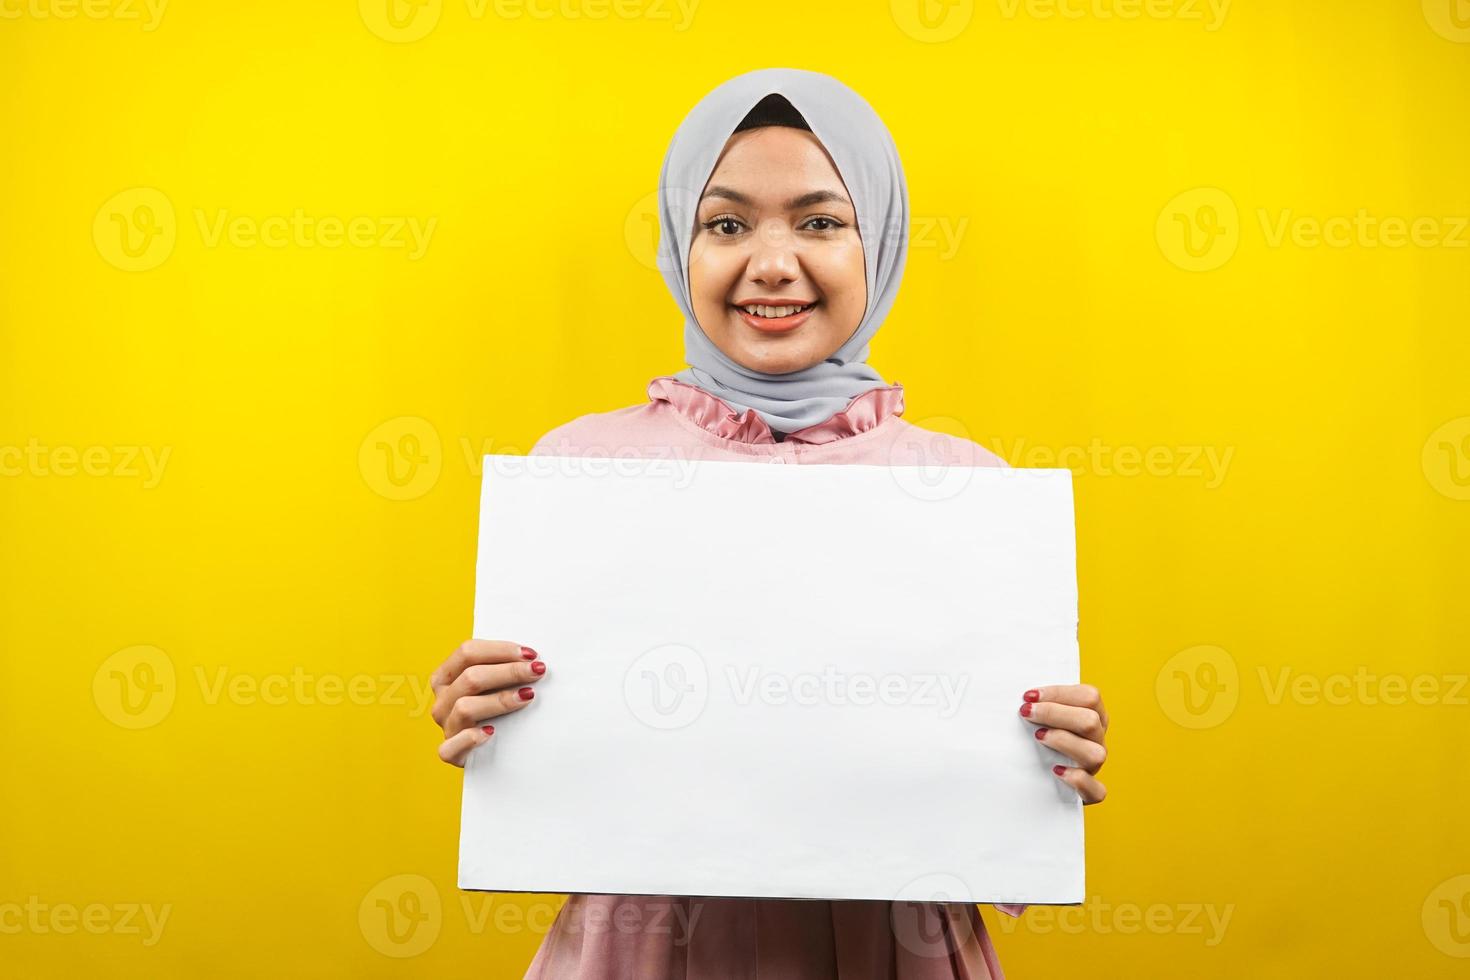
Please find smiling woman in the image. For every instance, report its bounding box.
[428,67,1111,979]
[688,93,870,381]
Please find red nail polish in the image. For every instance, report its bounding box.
[1023,689,1040,702]
[482,725,494,735]
[1019,703,1032,717]
[1035,727,1047,740]
[530,661,546,675]
[518,687,535,701]
[520,646,538,660]
[1053,764,1066,776]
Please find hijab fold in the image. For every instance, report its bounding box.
[656,68,910,434]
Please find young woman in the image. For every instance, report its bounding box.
[429,67,1111,980]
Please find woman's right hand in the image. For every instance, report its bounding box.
[429,639,546,767]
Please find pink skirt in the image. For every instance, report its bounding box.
[523,895,1007,979]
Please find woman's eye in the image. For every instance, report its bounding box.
[703,216,745,236]
[701,215,844,237]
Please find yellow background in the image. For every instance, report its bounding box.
[3,0,1468,976]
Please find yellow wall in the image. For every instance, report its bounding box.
[2,1,1467,976]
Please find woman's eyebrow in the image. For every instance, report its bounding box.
[701,185,850,210]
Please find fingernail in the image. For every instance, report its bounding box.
[1035,727,1047,740]
[1052,764,1066,776]
[520,646,539,660]
[1019,702,1033,717]
[1023,689,1040,702]
[518,687,535,701]
[530,661,547,676]
[482,725,494,735]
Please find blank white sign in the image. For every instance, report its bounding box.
[460,453,1083,905]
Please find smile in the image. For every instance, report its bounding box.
[731,301,818,333]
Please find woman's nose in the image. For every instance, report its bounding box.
[746,218,800,282]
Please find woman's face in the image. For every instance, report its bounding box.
[688,126,867,375]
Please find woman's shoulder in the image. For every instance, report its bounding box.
[529,399,684,456]
[884,417,1011,469]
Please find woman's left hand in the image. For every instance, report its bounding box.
[1019,684,1109,804]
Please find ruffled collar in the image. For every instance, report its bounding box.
[646,376,905,446]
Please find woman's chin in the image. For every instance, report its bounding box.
[725,341,825,375]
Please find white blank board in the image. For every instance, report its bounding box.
[460,453,1083,904]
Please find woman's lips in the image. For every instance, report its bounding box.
[732,302,817,333]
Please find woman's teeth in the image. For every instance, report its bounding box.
[738,303,816,318]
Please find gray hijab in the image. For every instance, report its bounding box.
[656,68,910,434]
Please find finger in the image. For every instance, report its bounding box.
[443,686,538,738]
[438,725,495,768]
[431,640,538,693]
[1051,763,1107,805]
[432,659,547,727]
[1033,727,1106,773]
[1020,700,1105,743]
[1024,684,1107,729]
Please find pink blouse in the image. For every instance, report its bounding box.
[522,376,1024,980]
